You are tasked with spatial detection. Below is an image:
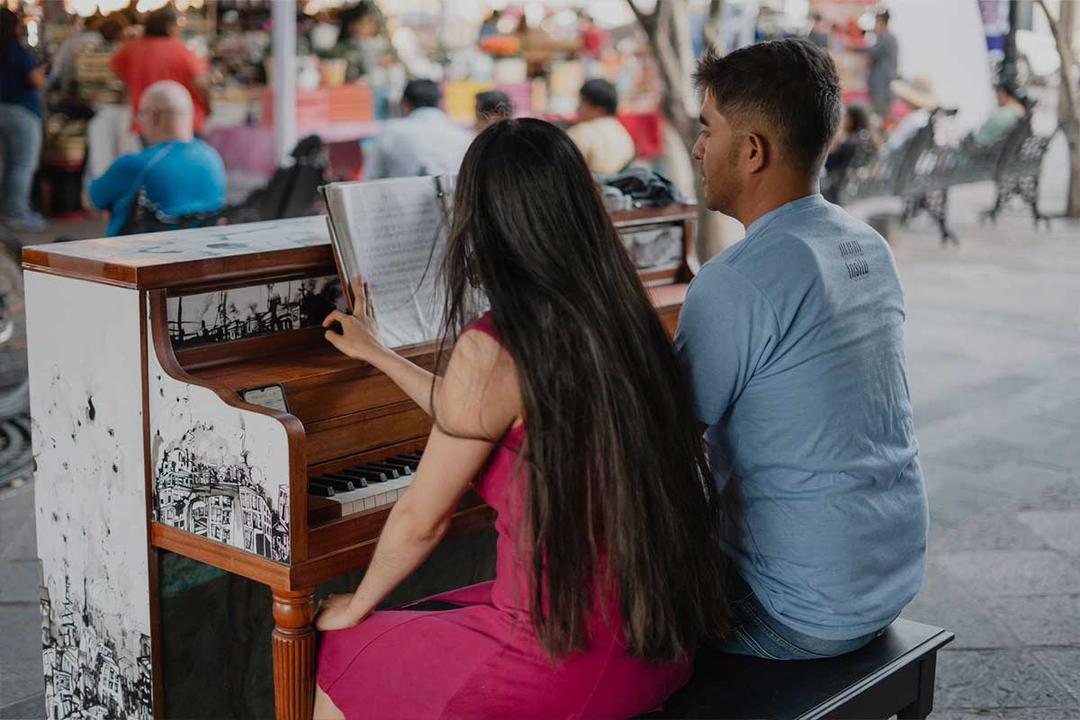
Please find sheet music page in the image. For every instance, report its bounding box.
[325,176,452,348]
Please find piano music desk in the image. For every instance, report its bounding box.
[23,206,696,719]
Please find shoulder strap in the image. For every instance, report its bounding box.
[124,143,176,206]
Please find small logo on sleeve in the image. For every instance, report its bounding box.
[838,240,870,280]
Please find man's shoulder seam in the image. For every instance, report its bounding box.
[694,259,783,333]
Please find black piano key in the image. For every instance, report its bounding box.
[308,480,335,497]
[319,475,357,492]
[343,467,386,484]
[380,459,414,475]
[400,453,423,463]
[366,463,401,479]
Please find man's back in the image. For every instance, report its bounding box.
[110,37,208,133]
[567,116,636,176]
[676,194,928,641]
[89,139,225,236]
[364,107,473,180]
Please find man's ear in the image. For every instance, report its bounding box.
[746,132,768,174]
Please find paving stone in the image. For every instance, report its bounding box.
[940,551,1080,598]
[0,485,33,556]
[0,604,43,709]
[994,709,1080,719]
[1018,512,1080,557]
[987,595,1080,647]
[0,692,44,720]
[993,465,1080,512]
[935,649,1075,710]
[0,561,38,605]
[905,562,1020,649]
[0,520,36,563]
[1033,648,1080,704]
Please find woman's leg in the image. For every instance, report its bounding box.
[4,105,43,220]
[313,685,345,720]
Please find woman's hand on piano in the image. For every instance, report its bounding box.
[323,306,386,365]
[315,593,368,632]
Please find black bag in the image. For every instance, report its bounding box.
[118,189,227,236]
[598,167,687,209]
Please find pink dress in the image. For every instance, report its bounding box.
[317,314,692,719]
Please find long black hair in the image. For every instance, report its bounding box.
[435,118,731,662]
[1,9,21,55]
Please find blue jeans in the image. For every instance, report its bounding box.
[0,103,43,220]
[718,575,887,660]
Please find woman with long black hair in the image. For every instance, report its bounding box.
[315,118,730,719]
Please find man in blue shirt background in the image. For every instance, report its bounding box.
[88,80,225,236]
[677,39,928,659]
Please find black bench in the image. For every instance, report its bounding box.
[649,618,953,719]
[830,105,1053,244]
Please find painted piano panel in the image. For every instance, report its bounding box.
[25,273,153,719]
[166,274,343,348]
[147,309,294,563]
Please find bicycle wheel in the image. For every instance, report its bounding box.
[0,237,29,420]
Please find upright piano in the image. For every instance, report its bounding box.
[24,204,695,719]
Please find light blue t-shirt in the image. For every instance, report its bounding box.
[89,139,226,236]
[675,194,928,641]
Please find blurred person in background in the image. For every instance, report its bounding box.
[577,11,607,58]
[474,89,513,134]
[110,7,211,138]
[50,15,126,106]
[567,78,636,176]
[364,79,473,179]
[0,7,46,232]
[966,83,1027,148]
[86,80,224,236]
[852,11,898,124]
[883,76,938,155]
[335,2,388,82]
[807,12,830,49]
[823,104,877,202]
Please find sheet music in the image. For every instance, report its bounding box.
[325,176,452,348]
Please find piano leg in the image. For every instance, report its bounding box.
[271,588,317,720]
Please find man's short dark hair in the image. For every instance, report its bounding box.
[476,89,513,119]
[402,79,441,109]
[693,39,842,174]
[579,78,619,116]
[145,7,177,37]
[876,10,890,25]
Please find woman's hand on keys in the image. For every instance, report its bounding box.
[323,278,387,364]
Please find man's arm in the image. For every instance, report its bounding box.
[87,156,137,211]
[674,263,780,427]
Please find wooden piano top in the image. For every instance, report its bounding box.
[21,206,697,291]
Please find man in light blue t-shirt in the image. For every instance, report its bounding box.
[677,39,928,659]
[88,80,225,236]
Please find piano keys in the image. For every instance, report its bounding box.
[23,205,695,719]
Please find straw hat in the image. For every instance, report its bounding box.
[891,76,938,110]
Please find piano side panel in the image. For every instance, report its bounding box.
[25,272,154,719]
[146,307,296,565]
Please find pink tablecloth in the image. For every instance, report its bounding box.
[205,121,382,178]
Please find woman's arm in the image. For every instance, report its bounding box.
[315,329,521,631]
[322,284,440,414]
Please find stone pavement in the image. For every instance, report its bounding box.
[1,182,1078,717]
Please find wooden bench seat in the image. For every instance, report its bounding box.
[650,618,954,720]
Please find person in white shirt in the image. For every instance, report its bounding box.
[567,78,636,177]
[363,79,473,180]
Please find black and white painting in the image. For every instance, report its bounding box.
[166,274,343,348]
[25,273,155,719]
[149,306,294,563]
[152,423,290,562]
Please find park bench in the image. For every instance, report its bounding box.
[649,618,954,720]
[830,106,1053,244]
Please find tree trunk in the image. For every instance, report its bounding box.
[630,0,734,261]
[1038,0,1080,217]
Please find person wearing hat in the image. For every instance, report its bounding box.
[967,84,1028,148]
[882,75,938,155]
[852,11,899,121]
